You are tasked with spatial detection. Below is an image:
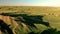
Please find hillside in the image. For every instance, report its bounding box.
[0,6,60,34]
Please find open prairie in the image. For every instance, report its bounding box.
[0,6,60,34]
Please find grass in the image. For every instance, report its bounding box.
[0,6,60,34]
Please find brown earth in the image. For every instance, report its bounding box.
[0,15,18,34]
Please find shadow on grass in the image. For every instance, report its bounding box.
[41,28,60,34]
[1,13,60,34]
[0,13,50,28]
[0,19,13,34]
[28,28,60,34]
[28,32,36,34]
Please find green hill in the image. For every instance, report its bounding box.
[0,6,60,34]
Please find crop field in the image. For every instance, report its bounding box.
[0,6,60,34]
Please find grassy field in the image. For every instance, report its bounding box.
[0,6,60,34]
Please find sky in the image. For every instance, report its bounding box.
[0,0,60,6]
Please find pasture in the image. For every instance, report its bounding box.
[0,6,60,34]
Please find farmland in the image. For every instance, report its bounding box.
[0,6,60,34]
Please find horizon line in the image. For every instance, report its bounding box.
[0,5,60,7]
